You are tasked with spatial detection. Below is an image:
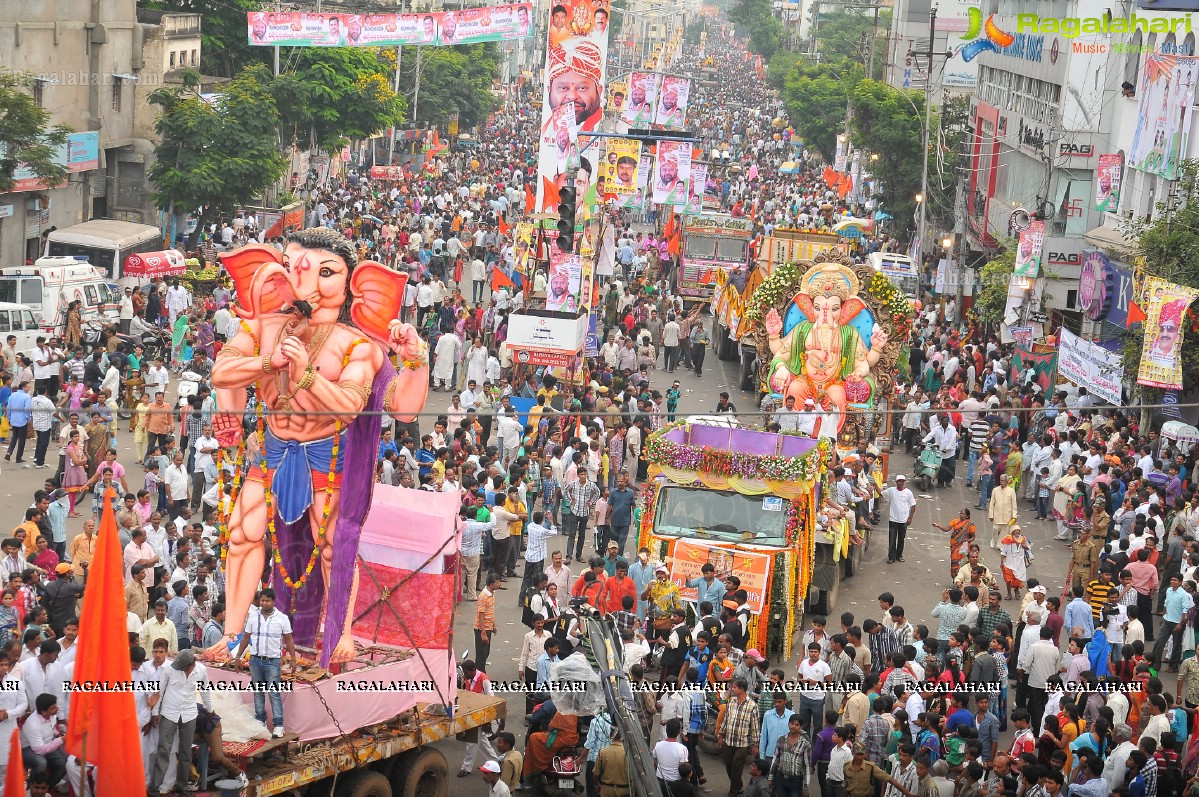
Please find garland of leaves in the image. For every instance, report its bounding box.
[644,421,824,482]
[744,262,801,324]
[766,551,789,660]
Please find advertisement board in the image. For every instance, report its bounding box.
[9,132,99,192]
[247,6,533,47]
[668,540,771,614]
[1058,329,1124,405]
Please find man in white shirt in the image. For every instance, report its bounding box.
[189,424,219,512]
[148,649,213,794]
[163,451,189,520]
[20,692,66,788]
[0,656,26,785]
[883,475,918,565]
[234,588,297,738]
[796,642,832,743]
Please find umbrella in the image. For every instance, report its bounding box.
[1162,420,1199,445]
[873,210,893,222]
[833,218,871,237]
[779,161,801,174]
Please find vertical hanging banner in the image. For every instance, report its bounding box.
[546,248,583,312]
[655,76,691,128]
[513,222,535,275]
[623,71,660,127]
[1137,275,1199,390]
[1095,153,1123,211]
[535,0,611,212]
[653,140,691,206]
[607,80,628,116]
[1128,54,1199,180]
[600,138,641,199]
[684,162,707,215]
[1014,220,1045,277]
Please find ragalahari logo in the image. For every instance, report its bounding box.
[959,7,1015,61]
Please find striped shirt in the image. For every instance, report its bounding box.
[718,695,760,749]
[1086,579,1118,620]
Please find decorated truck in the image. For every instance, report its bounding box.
[676,213,754,308]
[711,228,846,390]
[640,421,835,658]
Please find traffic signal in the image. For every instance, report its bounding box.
[557,186,576,253]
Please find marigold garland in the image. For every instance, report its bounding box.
[644,421,824,482]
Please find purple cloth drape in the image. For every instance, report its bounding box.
[271,356,395,667]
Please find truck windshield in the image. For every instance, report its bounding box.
[716,238,747,262]
[653,485,788,547]
[685,236,716,259]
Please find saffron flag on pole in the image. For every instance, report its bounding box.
[497,214,510,236]
[65,487,148,797]
[492,266,516,292]
[3,728,22,797]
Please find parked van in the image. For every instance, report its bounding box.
[0,258,120,334]
[0,303,44,353]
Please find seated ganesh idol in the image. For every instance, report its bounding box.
[207,228,430,666]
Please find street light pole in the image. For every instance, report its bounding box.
[915,6,935,277]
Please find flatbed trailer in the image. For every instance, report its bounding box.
[234,690,507,797]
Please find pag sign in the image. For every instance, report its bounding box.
[669,539,771,614]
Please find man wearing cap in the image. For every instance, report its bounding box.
[546,38,603,129]
[881,475,918,564]
[41,562,85,637]
[479,759,510,797]
[796,398,820,437]
[147,649,212,797]
[843,742,916,797]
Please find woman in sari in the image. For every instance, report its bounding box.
[196,312,215,359]
[28,536,59,581]
[1004,440,1024,493]
[1052,464,1084,541]
[64,301,82,347]
[933,508,976,583]
[62,430,88,516]
[170,313,189,370]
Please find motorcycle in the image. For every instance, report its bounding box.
[915,442,942,493]
[178,370,203,407]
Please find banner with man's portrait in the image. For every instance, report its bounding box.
[622,71,659,127]
[534,0,612,213]
[654,76,690,129]
[1137,275,1199,390]
[652,141,691,206]
[601,138,641,197]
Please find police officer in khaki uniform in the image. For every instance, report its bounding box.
[593,732,630,797]
[1069,526,1102,590]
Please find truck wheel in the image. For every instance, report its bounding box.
[698,731,721,756]
[335,770,393,797]
[846,535,864,577]
[716,325,735,361]
[392,748,449,797]
[807,562,841,614]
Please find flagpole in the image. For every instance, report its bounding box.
[79,731,86,797]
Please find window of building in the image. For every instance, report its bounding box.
[31,78,45,108]
[169,51,176,69]
[111,78,122,112]
[1124,29,1143,89]
[191,50,198,66]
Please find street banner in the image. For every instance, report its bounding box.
[534,0,611,212]
[1014,220,1045,277]
[1095,153,1123,211]
[608,80,628,115]
[623,71,659,127]
[247,6,533,47]
[684,162,707,215]
[513,222,534,275]
[546,248,583,313]
[1009,325,1034,350]
[1129,54,1199,180]
[652,140,691,207]
[1162,391,1183,419]
[585,313,599,357]
[600,138,641,197]
[1058,328,1124,405]
[669,539,772,614]
[1136,275,1199,389]
[655,76,691,128]
[1010,346,1058,394]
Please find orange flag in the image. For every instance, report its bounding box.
[668,232,681,257]
[838,175,853,199]
[663,210,675,240]
[541,176,561,211]
[524,182,536,212]
[65,487,147,797]
[497,214,510,236]
[492,266,516,292]
[3,728,22,797]
[822,166,837,185]
[1126,300,1148,327]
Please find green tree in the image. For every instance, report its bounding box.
[1121,159,1199,396]
[780,58,861,162]
[396,44,500,130]
[808,9,891,80]
[144,0,266,78]
[974,246,1015,326]
[149,68,286,244]
[729,0,784,58]
[848,79,924,233]
[271,49,406,152]
[0,73,71,194]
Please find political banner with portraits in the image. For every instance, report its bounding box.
[652,140,691,207]
[514,222,535,275]
[546,249,584,313]
[534,0,612,213]
[655,76,690,129]
[1014,220,1045,277]
[1128,54,1199,180]
[1136,275,1199,390]
[607,80,628,116]
[683,162,706,216]
[1095,154,1123,212]
[601,138,641,197]
[247,6,533,47]
[622,71,659,127]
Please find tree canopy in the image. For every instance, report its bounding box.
[149,66,286,237]
[848,78,926,233]
[144,0,263,77]
[807,9,891,80]
[0,73,71,194]
[395,44,501,130]
[729,0,784,58]
[778,58,860,164]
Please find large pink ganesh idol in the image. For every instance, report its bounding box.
[209,228,429,666]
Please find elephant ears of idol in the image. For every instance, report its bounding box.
[839,297,868,326]
[789,292,815,321]
[219,245,294,318]
[350,261,408,344]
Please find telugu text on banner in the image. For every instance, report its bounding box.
[655,76,690,128]
[601,138,641,198]
[622,71,659,127]
[247,7,533,47]
[668,539,771,614]
[1058,329,1124,405]
[1136,275,1199,390]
